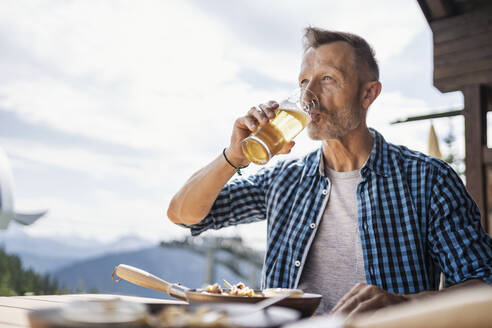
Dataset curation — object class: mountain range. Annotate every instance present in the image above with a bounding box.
[53,246,260,298]
[0,224,155,273]
[0,224,262,297]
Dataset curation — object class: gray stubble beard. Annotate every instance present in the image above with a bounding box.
[307,105,363,141]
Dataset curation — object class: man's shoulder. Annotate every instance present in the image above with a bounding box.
[384,138,453,175]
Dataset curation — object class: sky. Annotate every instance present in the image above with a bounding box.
[0,0,478,249]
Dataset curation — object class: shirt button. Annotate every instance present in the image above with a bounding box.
[309,223,316,229]
[363,222,368,231]
[295,260,301,267]
[369,266,374,276]
[322,189,328,195]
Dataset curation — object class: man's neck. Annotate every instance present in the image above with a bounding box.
[321,124,374,172]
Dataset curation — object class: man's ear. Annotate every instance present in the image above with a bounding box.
[360,81,382,110]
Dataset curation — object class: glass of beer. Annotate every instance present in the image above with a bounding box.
[241,88,318,165]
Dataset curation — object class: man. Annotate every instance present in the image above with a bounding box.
[167,27,492,316]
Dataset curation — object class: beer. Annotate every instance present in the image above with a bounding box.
[242,108,310,165]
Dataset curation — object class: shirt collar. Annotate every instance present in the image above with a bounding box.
[306,148,322,177]
[363,128,390,177]
[305,128,390,177]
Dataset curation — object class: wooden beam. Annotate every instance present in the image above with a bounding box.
[390,109,463,124]
[433,32,492,57]
[463,84,488,230]
[484,148,492,165]
[426,0,455,20]
[430,7,492,92]
[433,18,492,45]
[434,57,492,80]
[488,166,492,233]
[435,69,492,93]
[488,87,492,111]
[417,0,434,23]
[435,45,492,68]
[430,6,492,37]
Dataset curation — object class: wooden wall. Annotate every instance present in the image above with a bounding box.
[463,85,489,231]
[427,4,492,233]
[430,6,492,93]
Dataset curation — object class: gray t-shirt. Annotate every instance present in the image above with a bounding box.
[299,162,366,314]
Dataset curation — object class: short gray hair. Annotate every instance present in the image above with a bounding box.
[303,27,379,83]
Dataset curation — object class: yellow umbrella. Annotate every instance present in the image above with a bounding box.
[428,122,442,159]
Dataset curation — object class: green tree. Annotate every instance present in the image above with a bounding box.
[443,119,465,177]
[0,248,65,296]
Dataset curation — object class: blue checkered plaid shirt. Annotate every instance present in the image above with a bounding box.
[184,129,492,293]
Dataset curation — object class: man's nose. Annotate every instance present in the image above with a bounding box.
[301,86,319,112]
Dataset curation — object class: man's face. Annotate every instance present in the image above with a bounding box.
[299,42,364,140]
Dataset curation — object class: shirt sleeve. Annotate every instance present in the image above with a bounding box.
[427,162,492,286]
[181,164,278,236]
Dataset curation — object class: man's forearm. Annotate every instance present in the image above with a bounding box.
[167,150,238,225]
[406,279,486,301]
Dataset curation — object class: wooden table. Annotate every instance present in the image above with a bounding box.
[3,287,491,328]
[0,294,184,327]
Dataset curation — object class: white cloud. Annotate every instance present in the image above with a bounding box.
[0,0,464,246]
[199,0,425,85]
[16,192,177,243]
[0,0,429,153]
[0,0,240,149]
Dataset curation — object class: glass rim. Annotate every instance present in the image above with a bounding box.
[284,88,319,113]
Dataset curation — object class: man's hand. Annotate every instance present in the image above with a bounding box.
[226,100,295,167]
[331,283,409,320]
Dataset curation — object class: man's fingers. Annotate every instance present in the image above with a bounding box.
[334,294,363,315]
[243,101,279,131]
[248,106,269,125]
[259,102,278,119]
[334,286,408,323]
[233,101,282,153]
[333,285,378,315]
[345,295,385,322]
[331,283,367,313]
[236,115,259,132]
[335,290,383,318]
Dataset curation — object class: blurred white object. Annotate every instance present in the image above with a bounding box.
[0,147,46,230]
[283,314,346,328]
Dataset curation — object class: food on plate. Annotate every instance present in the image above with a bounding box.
[203,281,304,298]
[226,282,255,297]
[203,281,258,297]
[206,283,224,294]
